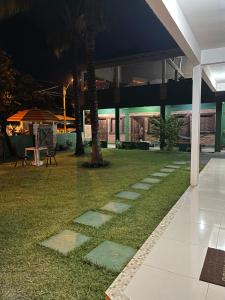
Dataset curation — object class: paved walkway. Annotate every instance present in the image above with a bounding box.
[106,158,225,300]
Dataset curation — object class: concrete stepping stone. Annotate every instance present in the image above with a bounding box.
[166,165,181,169]
[173,161,187,165]
[74,211,112,228]
[116,191,141,200]
[40,230,90,255]
[152,172,169,177]
[85,240,136,272]
[141,177,161,184]
[101,201,131,214]
[131,183,152,190]
[160,168,175,173]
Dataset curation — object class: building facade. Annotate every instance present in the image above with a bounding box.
[84,103,225,148]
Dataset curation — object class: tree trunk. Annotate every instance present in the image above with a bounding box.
[72,66,85,156]
[86,31,103,165]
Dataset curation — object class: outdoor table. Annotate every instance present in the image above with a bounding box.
[25,147,48,167]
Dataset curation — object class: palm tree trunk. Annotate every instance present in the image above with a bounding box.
[72,66,85,156]
[86,31,103,165]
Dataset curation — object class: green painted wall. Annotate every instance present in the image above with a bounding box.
[98,108,116,115]
[99,104,216,117]
[98,106,160,115]
[122,106,160,113]
[166,103,216,114]
[98,103,225,146]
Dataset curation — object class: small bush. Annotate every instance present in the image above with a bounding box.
[136,142,150,150]
[151,116,186,151]
[120,142,149,150]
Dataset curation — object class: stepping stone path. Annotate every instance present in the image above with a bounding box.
[152,172,169,177]
[101,201,131,214]
[40,161,183,270]
[160,168,175,173]
[116,191,141,200]
[173,161,187,165]
[85,240,136,272]
[132,183,152,191]
[141,177,161,184]
[40,230,90,255]
[166,165,181,169]
[74,211,112,228]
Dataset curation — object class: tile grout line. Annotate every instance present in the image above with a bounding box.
[205,283,210,300]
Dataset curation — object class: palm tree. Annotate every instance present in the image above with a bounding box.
[0,0,110,163]
[38,0,85,156]
[45,0,109,163]
[0,0,85,156]
[80,0,109,166]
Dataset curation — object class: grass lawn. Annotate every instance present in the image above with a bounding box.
[0,149,190,300]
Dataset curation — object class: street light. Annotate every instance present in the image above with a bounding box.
[63,78,74,133]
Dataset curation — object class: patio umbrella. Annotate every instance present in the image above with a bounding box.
[7,108,59,122]
[54,115,75,121]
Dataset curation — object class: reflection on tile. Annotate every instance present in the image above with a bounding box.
[73,211,112,228]
[144,238,207,278]
[132,183,152,190]
[172,208,223,227]
[85,240,136,272]
[162,220,219,247]
[125,265,208,300]
[183,195,225,213]
[101,201,131,214]
[40,230,90,255]
[216,228,225,251]
[220,214,225,227]
[116,191,141,200]
[192,188,225,202]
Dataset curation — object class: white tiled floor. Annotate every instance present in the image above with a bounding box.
[125,265,208,300]
[124,159,225,300]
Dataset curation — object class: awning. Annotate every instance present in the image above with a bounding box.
[7,108,59,122]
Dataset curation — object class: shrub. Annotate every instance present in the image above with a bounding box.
[151,116,185,151]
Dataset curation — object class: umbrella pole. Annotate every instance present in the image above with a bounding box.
[63,86,67,133]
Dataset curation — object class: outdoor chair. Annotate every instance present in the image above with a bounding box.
[45,147,57,167]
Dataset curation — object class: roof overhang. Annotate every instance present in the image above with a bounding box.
[146,0,225,92]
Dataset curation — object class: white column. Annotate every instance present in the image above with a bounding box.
[191,65,202,186]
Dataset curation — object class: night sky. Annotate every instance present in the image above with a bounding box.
[0,0,178,83]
